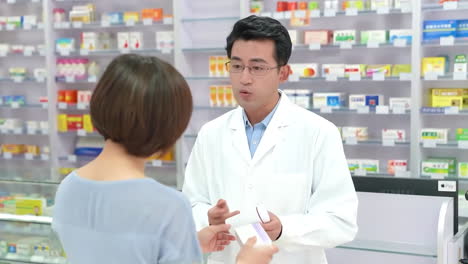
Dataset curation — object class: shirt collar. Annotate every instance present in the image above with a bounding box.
[243,93,281,128]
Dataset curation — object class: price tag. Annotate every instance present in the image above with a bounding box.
[125,20,136,27]
[41,128,48,135]
[3,153,12,159]
[308,43,321,50]
[58,102,67,109]
[6,24,15,31]
[0,128,8,134]
[161,48,172,54]
[61,22,71,29]
[54,22,62,29]
[444,106,459,115]
[72,22,83,28]
[395,170,410,178]
[346,8,358,16]
[376,105,389,114]
[340,42,353,49]
[59,49,70,56]
[39,49,45,56]
[143,18,153,25]
[23,23,32,30]
[394,38,407,47]
[151,160,163,167]
[453,72,467,80]
[324,9,336,17]
[163,17,173,25]
[326,74,338,82]
[0,51,7,57]
[68,155,77,162]
[11,102,20,108]
[357,105,369,114]
[354,168,367,176]
[399,73,412,81]
[41,102,48,109]
[440,36,455,46]
[31,0,40,3]
[443,1,458,10]
[13,128,22,134]
[431,174,445,180]
[27,128,36,135]
[23,49,33,56]
[65,76,75,83]
[345,137,358,145]
[284,11,292,19]
[458,141,468,149]
[295,10,307,18]
[382,139,395,146]
[101,20,111,27]
[401,3,412,13]
[392,106,406,114]
[88,76,97,83]
[37,22,44,29]
[40,154,49,161]
[288,74,300,82]
[349,73,361,81]
[80,49,89,56]
[120,49,130,54]
[320,106,333,113]
[310,10,321,18]
[77,103,88,110]
[423,140,437,148]
[12,76,24,83]
[373,73,385,81]
[273,12,285,20]
[7,0,16,4]
[367,41,380,48]
[424,72,438,81]
[25,153,34,160]
[77,129,87,136]
[377,7,390,14]
[260,12,272,17]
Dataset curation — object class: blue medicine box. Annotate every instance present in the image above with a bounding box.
[365,95,382,107]
[457,20,468,39]
[327,96,344,108]
[423,20,458,42]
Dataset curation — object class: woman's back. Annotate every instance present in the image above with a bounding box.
[52,171,202,264]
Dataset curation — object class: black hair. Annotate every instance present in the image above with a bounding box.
[226,15,292,66]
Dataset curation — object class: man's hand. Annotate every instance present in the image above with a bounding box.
[260,211,282,241]
[197,224,236,253]
[236,237,279,264]
[208,199,240,225]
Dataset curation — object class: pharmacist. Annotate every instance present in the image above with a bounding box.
[183,15,358,264]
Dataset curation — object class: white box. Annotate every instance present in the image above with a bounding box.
[313,93,345,109]
[129,32,143,50]
[382,129,406,142]
[117,32,130,50]
[295,89,311,108]
[421,128,449,144]
[290,63,319,78]
[288,30,297,46]
[342,127,368,141]
[349,94,366,109]
[156,31,174,50]
[389,97,411,110]
[322,64,345,77]
[81,32,99,51]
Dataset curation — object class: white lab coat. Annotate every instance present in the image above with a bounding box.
[183,91,358,264]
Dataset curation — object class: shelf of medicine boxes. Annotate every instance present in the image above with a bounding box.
[184,75,412,82]
[422,2,468,12]
[421,73,468,81]
[0,77,47,83]
[0,153,49,162]
[0,213,52,225]
[0,23,44,31]
[55,48,173,57]
[423,38,468,48]
[420,141,468,150]
[58,155,176,168]
[0,127,48,136]
[0,104,47,110]
[0,50,45,57]
[53,18,173,30]
[194,105,411,116]
[0,167,61,185]
[181,16,240,23]
[258,6,412,21]
[57,102,90,110]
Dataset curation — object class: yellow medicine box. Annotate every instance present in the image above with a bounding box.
[431,88,468,109]
[422,57,447,76]
[124,12,140,22]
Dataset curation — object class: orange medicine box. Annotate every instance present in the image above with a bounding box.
[217,86,225,107]
[304,30,332,45]
[25,145,40,155]
[209,56,217,77]
[67,115,83,130]
[141,8,163,21]
[209,85,218,107]
[65,90,78,104]
[2,144,25,154]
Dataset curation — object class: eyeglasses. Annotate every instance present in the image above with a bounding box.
[225,61,283,76]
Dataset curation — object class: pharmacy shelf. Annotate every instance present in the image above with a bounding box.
[0,213,52,225]
[293,42,411,51]
[336,239,436,258]
[423,39,468,48]
[55,78,97,84]
[53,20,173,30]
[184,76,409,82]
[422,3,468,12]
[56,48,173,57]
[0,154,49,162]
[421,73,468,81]
[182,47,225,53]
[309,107,410,115]
[58,131,101,137]
[0,24,44,31]
[0,77,46,83]
[56,103,89,110]
[264,8,411,21]
[0,52,45,58]
[58,155,176,168]
[0,168,60,185]
[343,139,410,147]
[3,0,42,4]
[0,256,67,264]
[185,76,229,81]
[421,108,468,116]
[0,129,49,136]
[420,141,468,150]
[0,104,46,110]
[181,16,240,23]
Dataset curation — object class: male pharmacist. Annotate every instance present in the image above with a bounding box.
[183,15,358,264]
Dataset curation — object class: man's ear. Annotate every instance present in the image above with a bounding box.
[279,64,291,83]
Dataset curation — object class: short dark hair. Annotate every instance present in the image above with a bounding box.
[90,54,192,158]
[225,15,292,66]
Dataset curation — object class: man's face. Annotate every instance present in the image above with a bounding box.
[228,39,288,113]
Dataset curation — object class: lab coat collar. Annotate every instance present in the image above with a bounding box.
[229,90,292,164]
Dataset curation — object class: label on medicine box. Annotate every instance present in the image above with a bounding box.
[235,223,271,247]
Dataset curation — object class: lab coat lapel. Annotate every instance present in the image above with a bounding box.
[251,94,290,165]
[229,107,252,164]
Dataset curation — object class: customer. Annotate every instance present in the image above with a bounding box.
[52,54,278,264]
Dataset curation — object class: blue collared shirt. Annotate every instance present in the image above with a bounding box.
[243,97,281,158]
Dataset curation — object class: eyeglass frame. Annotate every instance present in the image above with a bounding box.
[225,61,285,76]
